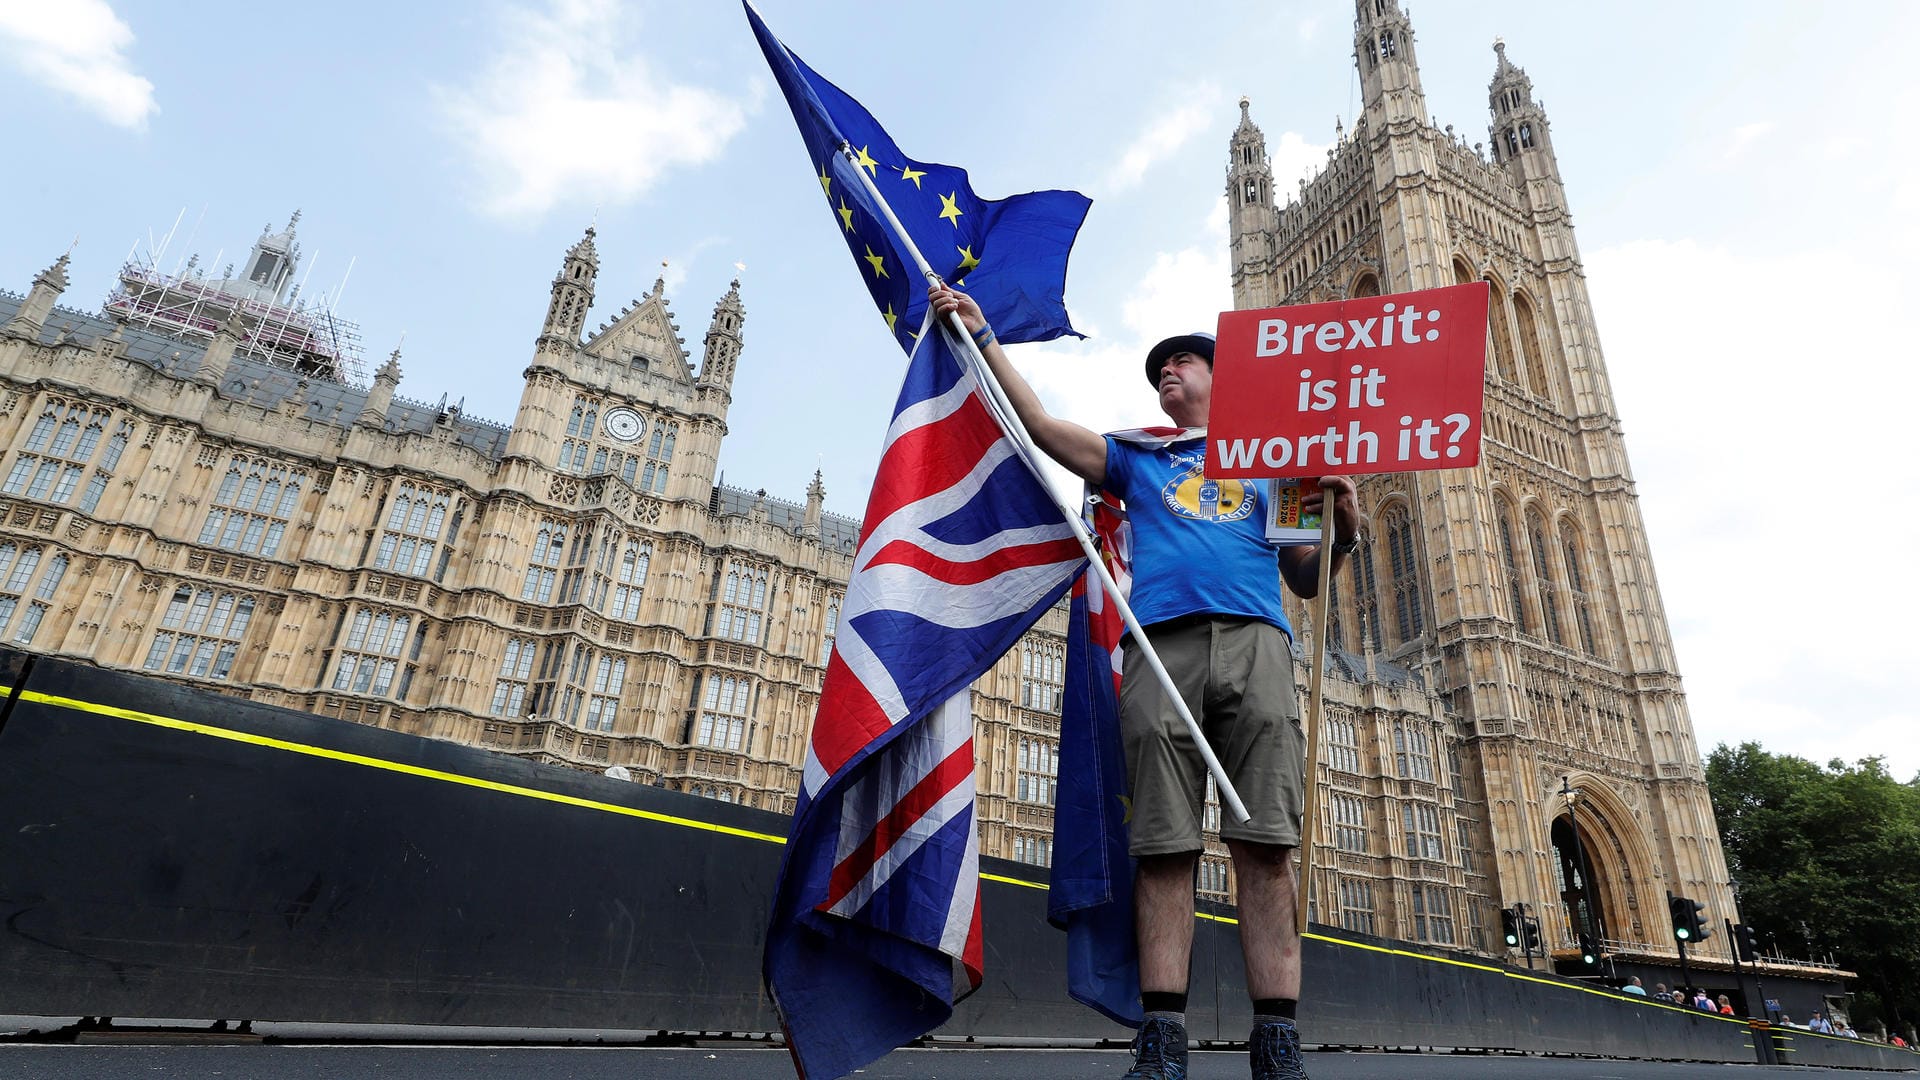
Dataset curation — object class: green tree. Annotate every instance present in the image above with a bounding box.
[1707,743,1920,1035]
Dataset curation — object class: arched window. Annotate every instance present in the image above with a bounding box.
[1351,272,1380,298]
[198,456,305,557]
[1486,282,1519,383]
[819,595,840,667]
[1527,510,1562,646]
[1453,258,1475,286]
[609,539,649,621]
[1495,496,1531,632]
[1560,521,1599,655]
[522,519,568,602]
[1016,737,1058,805]
[1351,533,1382,651]
[1381,505,1426,645]
[1021,640,1065,714]
[699,675,752,751]
[716,563,769,643]
[1512,292,1553,402]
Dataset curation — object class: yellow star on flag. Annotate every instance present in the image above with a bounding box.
[862,245,888,279]
[853,145,879,178]
[938,192,963,226]
[838,198,855,232]
[956,244,980,275]
[882,304,898,332]
[818,162,831,196]
[899,164,926,189]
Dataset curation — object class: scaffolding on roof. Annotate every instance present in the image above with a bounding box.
[102,216,368,386]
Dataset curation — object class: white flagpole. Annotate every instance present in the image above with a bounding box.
[839,143,1252,824]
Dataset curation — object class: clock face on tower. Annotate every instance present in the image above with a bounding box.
[603,406,645,443]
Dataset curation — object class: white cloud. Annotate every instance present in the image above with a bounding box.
[0,0,156,129]
[1103,83,1227,193]
[435,0,748,220]
[1720,120,1774,161]
[1015,199,1234,501]
[1268,130,1336,191]
[1588,237,1920,778]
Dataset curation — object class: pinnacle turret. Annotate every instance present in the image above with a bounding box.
[539,225,599,349]
[1353,0,1426,129]
[1488,39,1557,177]
[697,277,745,394]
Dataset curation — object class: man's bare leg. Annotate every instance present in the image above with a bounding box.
[1135,851,1201,993]
[1226,839,1300,1000]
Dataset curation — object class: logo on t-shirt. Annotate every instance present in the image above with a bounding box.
[1161,465,1256,523]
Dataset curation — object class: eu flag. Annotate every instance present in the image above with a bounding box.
[745,3,1090,352]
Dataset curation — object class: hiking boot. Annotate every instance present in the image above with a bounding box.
[1123,1015,1189,1079]
[1250,1016,1308,1079]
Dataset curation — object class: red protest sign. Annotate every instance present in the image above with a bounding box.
[1206,282,1488,479]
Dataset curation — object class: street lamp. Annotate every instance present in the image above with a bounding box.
[1560,776,1599,962]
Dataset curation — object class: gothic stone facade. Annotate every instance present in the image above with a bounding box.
[1228,1,1740,968]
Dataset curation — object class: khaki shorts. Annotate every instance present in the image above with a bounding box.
[1119,616,1305,856]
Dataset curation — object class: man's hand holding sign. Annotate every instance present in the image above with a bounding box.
[1209,281,1489,478]
[1207,281,1488,933]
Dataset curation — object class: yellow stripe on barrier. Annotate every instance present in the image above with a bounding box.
[0,683,1798,1029]
[983,872,1048,891]
[15,688,790,846]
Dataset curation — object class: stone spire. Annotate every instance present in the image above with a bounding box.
[538,226,599,353]
[803,469,825,538]
[358,348,403,427]
[1226,98,1280,309]
[696,276,745,396]
[1353,0,1427,130]
[1487,39,1560,181]
[2,253,71,339]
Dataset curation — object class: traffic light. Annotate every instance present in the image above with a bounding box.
[1523,916,1543,953]
[1733,922,1761,963]
[1669,895,1712,944]
[1501,907,1522,948]
[1577,932,1601,966]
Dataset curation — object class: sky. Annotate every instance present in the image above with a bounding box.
[1,0,1914,780]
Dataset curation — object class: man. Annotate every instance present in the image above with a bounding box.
[930,284,1360,1080]
[1621,976,1648,997]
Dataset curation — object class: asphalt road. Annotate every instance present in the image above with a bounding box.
[0,1045,1909,1080]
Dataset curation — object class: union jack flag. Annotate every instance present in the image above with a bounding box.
[763,317,1086,1080]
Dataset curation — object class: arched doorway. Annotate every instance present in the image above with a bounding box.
[1551,815,1605,943]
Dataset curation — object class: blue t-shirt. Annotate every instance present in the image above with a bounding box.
[1103,434,1293,638]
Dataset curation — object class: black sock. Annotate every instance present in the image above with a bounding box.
[1142,991,1188,1016]
[1253,998,1297,1020]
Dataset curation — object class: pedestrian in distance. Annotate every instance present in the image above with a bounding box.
[1621,976,1647,997]
[930,283,1360,1080]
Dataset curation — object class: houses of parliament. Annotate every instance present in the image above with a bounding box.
[0,1,1746,976]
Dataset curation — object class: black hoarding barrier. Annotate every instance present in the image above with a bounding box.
[1771,1026,1920,1071]
[2,652,1915,1070]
